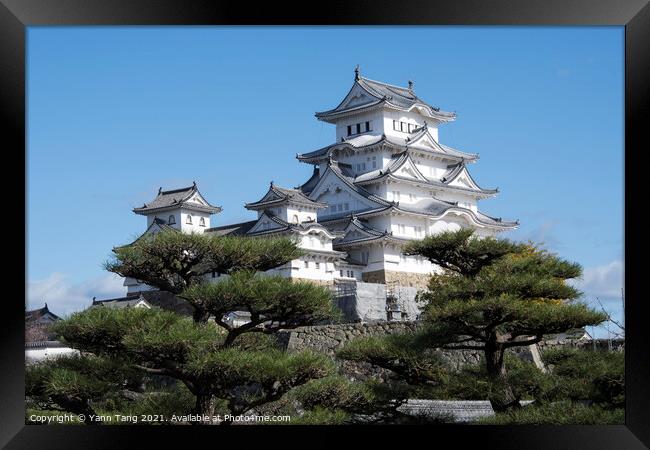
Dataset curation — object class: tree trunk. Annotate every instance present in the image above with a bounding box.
[484,337,519,412]
[192,307,210,323]
[191,393,215,424]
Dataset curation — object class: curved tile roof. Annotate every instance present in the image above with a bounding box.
[296,126,477,164]
[133,182,222,215]
[354,155,497,196]
[246,182,328,210]
[315,75,456,122]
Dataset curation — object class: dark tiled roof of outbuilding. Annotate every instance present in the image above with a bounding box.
[25,304,61,323]
[92,291,195,316]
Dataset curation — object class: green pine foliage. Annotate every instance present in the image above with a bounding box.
[106,231,304,295]
[477,401,624,425]
[336,330,449,386]
[26,354,143,424]
[34,231,341,424]
[341,230,608,413]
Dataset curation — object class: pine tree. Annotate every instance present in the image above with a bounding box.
[53,230,338,424]
[339,229,607,412]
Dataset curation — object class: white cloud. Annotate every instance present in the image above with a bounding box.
[513,220,562,250]
[573,259,624,299]
[27,272,125,317]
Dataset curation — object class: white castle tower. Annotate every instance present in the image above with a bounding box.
[113,68,517,320]
[290,67,518,287]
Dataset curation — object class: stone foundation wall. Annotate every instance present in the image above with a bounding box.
[384,271,430,289]
[293,278,333,287]
[361,270,386,284]
[361,270,430,289]
[277,321,624,373]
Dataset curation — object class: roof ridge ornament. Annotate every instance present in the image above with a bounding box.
[408,80,413,90]
[354,64,360,81]
[158,187,162,195]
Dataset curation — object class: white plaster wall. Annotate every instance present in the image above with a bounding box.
[179,209,211,234]
[298,232,334,251]
[428,217,464,235]
[286,257,336,281]
[382,110,439,142]
[380,244,435,275]
[335,110,384,142]
[411,157,451,180]
[387,214,428,239]
[339,150,382,176]
[285,205,320,224]
[145,208,210,232]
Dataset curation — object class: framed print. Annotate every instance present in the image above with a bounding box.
[2,0,648,448]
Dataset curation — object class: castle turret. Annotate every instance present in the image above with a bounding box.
[133,182,222,233]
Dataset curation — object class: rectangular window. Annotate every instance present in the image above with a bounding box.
[315,262,320,270]
[211,271,216,278]
[393,120,398,131]
[337,204,343,212]
[400,122,407,132]
[356,123,361,134]
[365,121,371,132]
[356,163,361,171]
[347,125,352,136]
[398,224,406,234]
[409,193,415,202]
[304,261,309,268]
[344,203,349,210]
[362,162,366,170]
[393,191,400,201]
[340,270,344,277]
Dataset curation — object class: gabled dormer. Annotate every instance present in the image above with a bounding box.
[245,182,328,224]
[133,182,222,233]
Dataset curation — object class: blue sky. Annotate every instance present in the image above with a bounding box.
[27,27,624,337]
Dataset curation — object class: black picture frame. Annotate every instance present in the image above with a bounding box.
[2,1,648,448]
